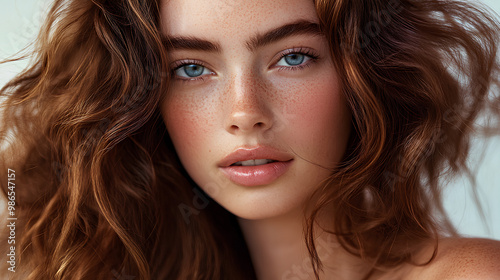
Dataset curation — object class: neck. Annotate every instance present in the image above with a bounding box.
[237,205,374,280]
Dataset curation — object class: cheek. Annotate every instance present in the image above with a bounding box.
[278,75,351,165]
[161,93,216,167]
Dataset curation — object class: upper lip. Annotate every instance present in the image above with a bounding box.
[218,145,294,167]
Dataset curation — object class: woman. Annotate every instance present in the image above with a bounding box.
[1,0,500,279]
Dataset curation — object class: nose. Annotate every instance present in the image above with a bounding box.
[224,71,273,135]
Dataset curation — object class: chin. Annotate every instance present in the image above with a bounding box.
[219,191,307,221]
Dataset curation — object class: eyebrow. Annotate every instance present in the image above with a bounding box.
[247,20,322,51]
[163,36,222,52]
[162,20,322,53]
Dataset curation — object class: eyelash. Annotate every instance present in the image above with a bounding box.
[170,59,212,82]
[170,47,320,82]
[274,47,320,72]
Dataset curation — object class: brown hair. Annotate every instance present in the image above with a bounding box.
[307,0,499,278]
[0,0,498,279]
[0,0,253,279]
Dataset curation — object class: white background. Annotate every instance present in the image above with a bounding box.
[1,0,499,239]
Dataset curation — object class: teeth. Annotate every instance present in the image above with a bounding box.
[232,159,274,166]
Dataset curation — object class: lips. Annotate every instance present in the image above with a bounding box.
[218,145,293,186]
[231,159,276,166]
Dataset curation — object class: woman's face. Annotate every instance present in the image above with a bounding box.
[159,0,351,220]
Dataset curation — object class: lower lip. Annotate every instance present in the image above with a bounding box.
[220,160,293,187]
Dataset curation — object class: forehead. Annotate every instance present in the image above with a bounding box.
[159,0,318,38]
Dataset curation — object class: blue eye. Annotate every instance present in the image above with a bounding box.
[174,64,212,78]
[276,53,313,67]
[285,54,305,65]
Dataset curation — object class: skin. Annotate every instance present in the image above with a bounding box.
[159,0,500,279]
[159,0,351,221]
[159,0,352,278]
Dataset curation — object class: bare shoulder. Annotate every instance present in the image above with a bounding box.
[406,237,500,280]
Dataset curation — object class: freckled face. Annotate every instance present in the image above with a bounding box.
[159,0,351,220]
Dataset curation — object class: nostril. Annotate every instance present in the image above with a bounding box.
[226,114,272,134]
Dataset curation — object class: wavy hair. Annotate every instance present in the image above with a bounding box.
[0,0,498,279]
[0,0,253,279]
[307,0,499,278]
